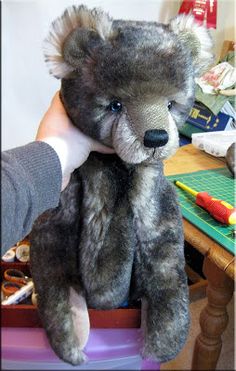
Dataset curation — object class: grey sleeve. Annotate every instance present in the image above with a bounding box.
[1,141,62,252]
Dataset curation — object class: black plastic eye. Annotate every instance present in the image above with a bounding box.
[109,100,122,113]
[167,101,173,110]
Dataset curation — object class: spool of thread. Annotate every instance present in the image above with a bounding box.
[16,243,30,262]
[2,247,16,262]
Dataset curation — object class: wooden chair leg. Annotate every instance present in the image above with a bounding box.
[191,256,234,370]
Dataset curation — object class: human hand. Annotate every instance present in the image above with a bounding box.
[36,92,114,190]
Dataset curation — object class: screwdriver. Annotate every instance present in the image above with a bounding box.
[174,180,236,225]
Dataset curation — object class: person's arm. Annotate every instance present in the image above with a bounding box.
[2,92,114,252]
[2,141,62,252]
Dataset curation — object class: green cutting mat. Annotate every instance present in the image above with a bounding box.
[167,168,235,255]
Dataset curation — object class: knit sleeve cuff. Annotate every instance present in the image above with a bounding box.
[6,141,62,214]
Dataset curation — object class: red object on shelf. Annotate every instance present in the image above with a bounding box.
[178,0,217,29]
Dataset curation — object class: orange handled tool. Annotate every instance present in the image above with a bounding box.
[175,180,236,225]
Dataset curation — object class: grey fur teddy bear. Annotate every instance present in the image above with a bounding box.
[30,5,213,366]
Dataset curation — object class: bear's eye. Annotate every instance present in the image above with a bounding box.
[109,100,122,113]
[167,101,174,110]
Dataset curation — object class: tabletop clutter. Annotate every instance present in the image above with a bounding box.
[2,239,30,263]
[180,45,236,162]
[1,239,37,306]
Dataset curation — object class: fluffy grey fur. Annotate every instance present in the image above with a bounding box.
[30,5,213,366]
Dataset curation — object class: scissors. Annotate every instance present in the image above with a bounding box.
[1,269,30,298]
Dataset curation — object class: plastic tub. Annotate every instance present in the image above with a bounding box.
[192,130,236,157]
[2,327,160,370]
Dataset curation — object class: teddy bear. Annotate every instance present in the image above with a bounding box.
[29,4,213,366]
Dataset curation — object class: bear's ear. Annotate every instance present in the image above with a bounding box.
[169,14,214,76]
[44,5,113,79]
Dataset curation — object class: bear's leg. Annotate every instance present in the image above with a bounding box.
[80,201,135,309]
[30,176,89,365]
[141,273,189,362]
[129,165,189,362]
[137,226,189,362]
[30,232,89,366]
[35,282,89,365]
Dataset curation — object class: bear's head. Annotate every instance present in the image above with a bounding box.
[44,5,213,164]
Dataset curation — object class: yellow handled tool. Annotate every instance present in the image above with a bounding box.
[175,180,236,225]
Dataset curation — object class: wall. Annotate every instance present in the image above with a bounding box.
[212,0,235,60]
[2,0,235,150]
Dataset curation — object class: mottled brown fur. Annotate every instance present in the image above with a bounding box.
[30,5,213,365]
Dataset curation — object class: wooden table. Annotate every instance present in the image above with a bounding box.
[164,144,235,371]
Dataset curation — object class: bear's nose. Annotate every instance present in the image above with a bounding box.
[143,129,169,148]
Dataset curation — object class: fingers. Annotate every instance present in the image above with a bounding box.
[68,122,115,154]
[42,91,115,158]
[90,140,115,154]
[50,92,115,155]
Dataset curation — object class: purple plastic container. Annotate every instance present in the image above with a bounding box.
[2,327,160,370]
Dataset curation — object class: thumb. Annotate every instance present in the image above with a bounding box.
[90,139,115,154]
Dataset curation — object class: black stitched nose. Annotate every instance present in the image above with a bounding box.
[143,129,169,148]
